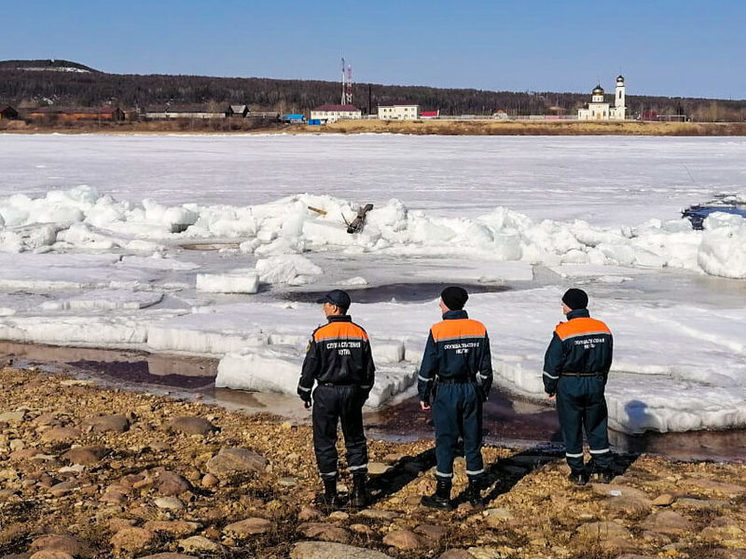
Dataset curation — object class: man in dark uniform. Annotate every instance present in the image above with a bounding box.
[543,288,614,486]
[297,289,375,508]
[418,286,493,509]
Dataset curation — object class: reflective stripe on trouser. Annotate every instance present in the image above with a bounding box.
[432,383,484,480]
[312,384,368,479]
[556,375,612,472]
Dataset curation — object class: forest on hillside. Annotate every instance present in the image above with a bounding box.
[1,62,745,121]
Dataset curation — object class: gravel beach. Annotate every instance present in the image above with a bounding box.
[0,366,744,559]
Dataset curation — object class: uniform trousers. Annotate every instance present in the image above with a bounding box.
[312,384,368,478]
[556,375,612,472]
[432,382,484,480]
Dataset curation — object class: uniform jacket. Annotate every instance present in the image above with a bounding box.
[417,310,493,403]
[543,308,613,395]
[297,315,375,399]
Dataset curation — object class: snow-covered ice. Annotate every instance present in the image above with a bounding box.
[0,134,744,434]
[196,270,259,294]
[0,183,743,279]
[39,289,163,311]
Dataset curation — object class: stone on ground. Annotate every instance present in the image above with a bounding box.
[223,517,273,538]
[382,529,423,550]
[110,527,155,554]
[85,414,129,433]
[62,446,108,465]
[30,535,91,557]
[291,541,394,559]
[296,522,351,543]
[205,446,268,477]
[143,521,200,537]
[178,535,223,553]
[642,510,695,534]
[168,416,216,436]
[29,551,74,559]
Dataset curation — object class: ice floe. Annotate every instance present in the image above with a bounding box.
[196,270,259,294]
[0,186,744,280]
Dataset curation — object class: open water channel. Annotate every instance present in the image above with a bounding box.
[3,340,743,464]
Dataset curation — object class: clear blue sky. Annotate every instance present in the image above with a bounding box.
[2,0,744,99]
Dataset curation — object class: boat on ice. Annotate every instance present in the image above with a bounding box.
[681,194,746,229]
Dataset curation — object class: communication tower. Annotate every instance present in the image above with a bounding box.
[341,58,353,105]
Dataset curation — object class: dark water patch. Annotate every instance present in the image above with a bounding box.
[180,242,241,251]
[283,282,510,304]
[610,428,746,462]
[68,359,216,389]
[368,394,746,462]
[0,341,217,390]
[365,393,562,446]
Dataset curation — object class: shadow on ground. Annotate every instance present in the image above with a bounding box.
[365,443,641,507]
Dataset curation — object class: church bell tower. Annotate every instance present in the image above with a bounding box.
[615,75,626,119]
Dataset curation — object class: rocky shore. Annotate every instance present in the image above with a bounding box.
[0,366,744,559]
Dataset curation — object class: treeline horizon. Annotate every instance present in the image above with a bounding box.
[1,61,745,121]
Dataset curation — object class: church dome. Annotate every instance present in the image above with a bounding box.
[616,75,624,83]
[592,85,604,95]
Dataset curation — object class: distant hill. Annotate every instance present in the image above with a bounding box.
[0,59,99,73]
[1,59,744,121]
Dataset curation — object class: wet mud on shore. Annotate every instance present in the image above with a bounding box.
[1,340,744,463]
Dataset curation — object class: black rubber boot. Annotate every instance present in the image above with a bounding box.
[466,478,485,507]
[568,470,589,486]
[421,478,453,510]
[317,477,340,510]
[350,473,369,509]
[590,468,614,484]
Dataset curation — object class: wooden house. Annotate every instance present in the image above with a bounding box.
[226,105,249,117]
[27,106,125,122]
[0,105,19,120]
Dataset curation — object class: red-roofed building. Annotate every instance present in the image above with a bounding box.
[419,110,439,119]
[310,104,361,124]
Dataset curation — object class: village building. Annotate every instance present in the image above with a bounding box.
[27,106,124,122]
[377,103,420,121]
[0,105,19,120]
[281,114,305,124]
[143,104,225,120]
[578,75,626,120]
[251,111,280,120]
[419,110,440,119]
[226,105,249,117]
[309,104,361,124]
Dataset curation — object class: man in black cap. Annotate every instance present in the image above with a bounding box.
[297,289,375,509]
[418,286,493,509]
[543,288,615,485]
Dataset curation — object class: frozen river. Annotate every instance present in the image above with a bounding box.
[2,134,745,225]
[0,133,744,436]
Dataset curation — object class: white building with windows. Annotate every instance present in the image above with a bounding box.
[377,103,420,121]
[310,104,362,124]
[578,75,626,120]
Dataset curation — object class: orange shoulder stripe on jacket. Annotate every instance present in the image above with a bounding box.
[555,318,610,340]
[314,322,368,342]
[431,319,486,342]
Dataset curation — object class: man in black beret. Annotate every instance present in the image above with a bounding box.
[417,286,493,509]
[297,289,375,509]
[543,288,615,485]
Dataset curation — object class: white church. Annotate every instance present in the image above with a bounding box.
[578,75,626,120]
